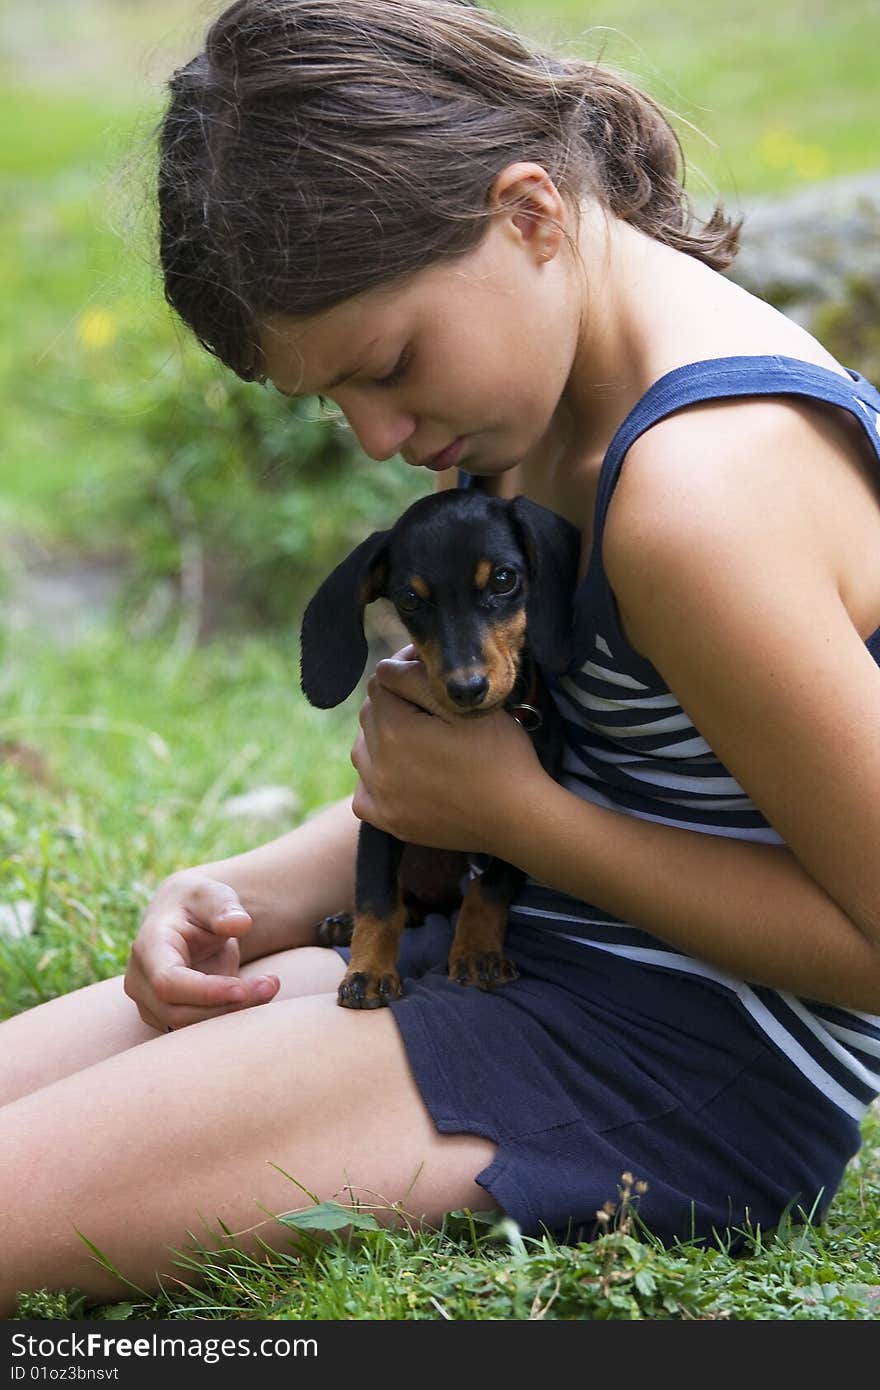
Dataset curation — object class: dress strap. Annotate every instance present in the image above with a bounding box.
[577,354,880,677]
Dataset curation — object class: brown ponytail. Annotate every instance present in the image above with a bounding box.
[555,60,741,269]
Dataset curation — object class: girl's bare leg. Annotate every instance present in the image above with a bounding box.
[0,947,349,1107]
[0,987,498,1316]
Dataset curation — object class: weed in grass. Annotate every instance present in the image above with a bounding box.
[14,1153,880,1321]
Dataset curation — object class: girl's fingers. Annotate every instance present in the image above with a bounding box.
[152,962,247,1008]
[351,728,368,773]
[143,971,281,1031]
[183,881,253,935]
[162,974,281,1031]
[137,932,245,1006]
[199,936,241,978]
[208,905,252,934]
[351,781,382,830]
[373,662,453,720]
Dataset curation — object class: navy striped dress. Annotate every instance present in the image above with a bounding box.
[501,355,880,1124]
[335,352,880,1244]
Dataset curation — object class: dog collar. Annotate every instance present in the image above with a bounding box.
[505,658,543,733]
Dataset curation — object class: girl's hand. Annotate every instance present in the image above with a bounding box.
[350,648,545,855]
[124,872,280,1032]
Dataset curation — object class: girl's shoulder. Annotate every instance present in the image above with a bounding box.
[603,351,880,635]
[592,361,880,943]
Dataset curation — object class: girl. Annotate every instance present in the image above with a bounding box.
[3,0,880,1315]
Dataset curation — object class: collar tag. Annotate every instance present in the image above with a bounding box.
[508,702,543,733]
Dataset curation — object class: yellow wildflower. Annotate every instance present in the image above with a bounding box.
[77,309,118,350]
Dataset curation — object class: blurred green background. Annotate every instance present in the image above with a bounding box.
[2,0,879,615]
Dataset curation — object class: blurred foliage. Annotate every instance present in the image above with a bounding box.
[0,48,432,636]
[46,327,429,633]
[814,278,880,392]
[0,119,428,635]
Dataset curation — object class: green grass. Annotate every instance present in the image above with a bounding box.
[17,1189,880,1321]
[0,626,357,1025]
[3,623,880,1320]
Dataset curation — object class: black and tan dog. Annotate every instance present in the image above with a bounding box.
[299,486,581,1008]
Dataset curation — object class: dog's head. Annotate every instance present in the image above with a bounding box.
[299,488,581,716]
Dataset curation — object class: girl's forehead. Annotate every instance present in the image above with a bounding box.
[256,278,421,391]
[257,317,386,397]
[256,232,505,390]
[258,313,380,395]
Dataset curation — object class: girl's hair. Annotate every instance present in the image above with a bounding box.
[158,0,741,381]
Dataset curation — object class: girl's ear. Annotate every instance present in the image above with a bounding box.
[509,496,581,674]
[299,530,391,707]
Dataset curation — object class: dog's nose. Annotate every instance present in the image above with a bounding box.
[445,673,489,708]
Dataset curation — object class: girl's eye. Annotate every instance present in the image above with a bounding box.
[489,568,518,595]
[396,588,421,614]
[375,347,412,390]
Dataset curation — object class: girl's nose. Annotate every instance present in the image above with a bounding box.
[340,397,417,462]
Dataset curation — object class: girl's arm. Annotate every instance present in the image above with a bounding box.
[360,664,880,1012]
[358,407,880,1012]
[539,402,880,1010]
[496,775,880,1011]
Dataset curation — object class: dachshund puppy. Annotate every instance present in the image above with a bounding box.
[299,487,581,1008]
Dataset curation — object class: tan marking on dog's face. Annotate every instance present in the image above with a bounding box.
[480,609,527,707]
[412,638,493,718]
[474,560,493,590]
[408,574,431,601]
[415,608,527,718]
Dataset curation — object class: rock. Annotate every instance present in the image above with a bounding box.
[220,785,302,822]
[722,172,880,329]
[0,900,36,941]
[1,532,127,646]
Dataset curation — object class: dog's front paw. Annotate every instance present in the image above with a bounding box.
[337,967,404,1009]
[315,911,354,947]
[448,952,520,991]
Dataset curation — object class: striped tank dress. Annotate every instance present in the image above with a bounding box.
[501,354,880,1123]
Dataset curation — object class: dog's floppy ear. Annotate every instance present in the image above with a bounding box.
[509,496,581,673]
[300,529,391,707]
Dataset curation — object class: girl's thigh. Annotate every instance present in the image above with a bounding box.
[0,990,497,1314]
[0,946,348,1106]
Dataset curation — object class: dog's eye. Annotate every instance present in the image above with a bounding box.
[396,588,422,614]
[489,568,518,594]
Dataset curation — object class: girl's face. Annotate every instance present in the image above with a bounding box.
[257,207,581,478]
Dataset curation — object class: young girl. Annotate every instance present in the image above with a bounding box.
[3,0,880,1315]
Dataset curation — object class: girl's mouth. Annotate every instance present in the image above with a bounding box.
[423,437,467,471]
